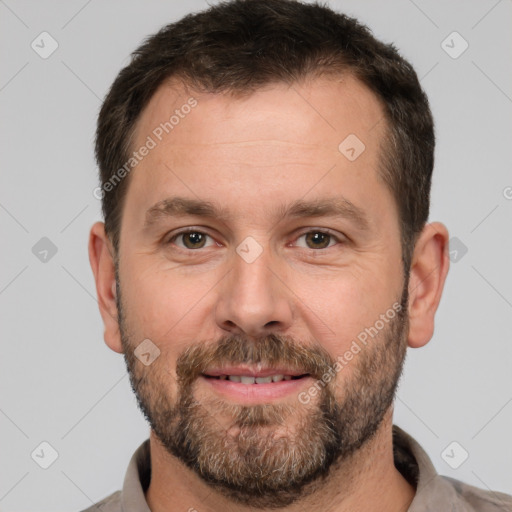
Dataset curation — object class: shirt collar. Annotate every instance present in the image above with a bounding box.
[121,438,152,512]
[392,425,468,511]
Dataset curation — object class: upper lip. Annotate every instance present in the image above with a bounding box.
[202,365,308,378]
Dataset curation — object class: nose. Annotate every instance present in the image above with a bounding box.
[215,244,294,338]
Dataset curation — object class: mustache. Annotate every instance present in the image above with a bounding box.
[175,333,336,388]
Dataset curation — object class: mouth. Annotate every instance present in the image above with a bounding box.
[203,374,308,383]
[200,366,313,403]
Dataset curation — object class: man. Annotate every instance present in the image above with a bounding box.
[86,0,511,510]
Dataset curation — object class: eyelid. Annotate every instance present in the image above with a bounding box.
[294,227,343,239]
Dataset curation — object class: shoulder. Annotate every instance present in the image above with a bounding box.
[79,490,121,512]
[442,476,512,511]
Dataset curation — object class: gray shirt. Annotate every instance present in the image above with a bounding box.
[81,425,512,511]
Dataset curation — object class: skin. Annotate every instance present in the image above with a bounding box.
[89,74,449,512]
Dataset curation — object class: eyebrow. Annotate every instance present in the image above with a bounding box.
[144,196,370,231]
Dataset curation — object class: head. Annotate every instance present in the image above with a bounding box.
[89,0,449,507]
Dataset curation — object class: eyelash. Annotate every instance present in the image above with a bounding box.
[165,227,345,251]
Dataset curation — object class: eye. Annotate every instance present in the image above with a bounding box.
[294,230,341,250]
[165,228,343,252]
[167,229,216,250]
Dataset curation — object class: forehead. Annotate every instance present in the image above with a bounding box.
[123,74,392,231]
[136,74,385,149]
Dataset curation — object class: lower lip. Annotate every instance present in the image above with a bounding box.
[200,375,313,403]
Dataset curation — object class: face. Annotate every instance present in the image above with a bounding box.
[114,75,408,506]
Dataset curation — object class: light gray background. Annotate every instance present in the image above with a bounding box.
[1,0,511,510]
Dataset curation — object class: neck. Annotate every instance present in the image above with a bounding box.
[145,409,415,512]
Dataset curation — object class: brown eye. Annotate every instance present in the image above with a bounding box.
[294,231,339,250]
[304,232,332,249]
[181,232,206,249]
[168,230,214,249]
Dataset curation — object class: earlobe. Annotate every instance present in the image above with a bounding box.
[407,222,450,349]
[88,221,123,354]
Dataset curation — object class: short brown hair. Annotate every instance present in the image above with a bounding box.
[95,0,434,271]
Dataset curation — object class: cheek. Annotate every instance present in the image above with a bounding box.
[293,265,401,353]
[120,263,191,337]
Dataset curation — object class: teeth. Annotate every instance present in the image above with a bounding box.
[255,376,273,384]
[220,374,295,384]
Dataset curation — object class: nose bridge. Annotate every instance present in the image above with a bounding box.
[215,241,293,336]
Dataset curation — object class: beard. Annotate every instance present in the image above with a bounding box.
[116,270,409,508]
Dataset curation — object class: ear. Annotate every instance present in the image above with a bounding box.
[407,222,450,348]
[88,221,123,354]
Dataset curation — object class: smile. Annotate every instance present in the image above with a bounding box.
[200,366,313,402]
[204,374,307,384]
